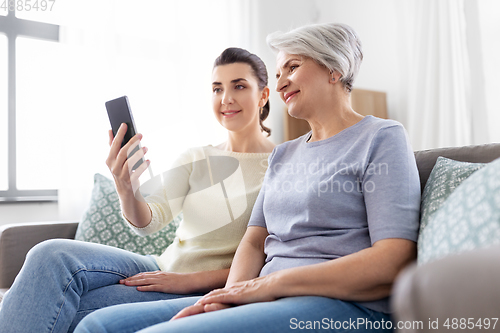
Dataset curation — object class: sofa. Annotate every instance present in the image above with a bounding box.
[1,142,500,328]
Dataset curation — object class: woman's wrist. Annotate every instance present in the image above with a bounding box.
[261,271,289,300]
[119,198,152,229]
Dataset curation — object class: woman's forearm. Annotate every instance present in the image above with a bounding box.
[269,238,416,302]
[189,269,230,293]
[119,194,152,229]
[226,226,268,287]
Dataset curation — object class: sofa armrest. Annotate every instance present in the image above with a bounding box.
[0,221,79,289]
[392,244,500,332]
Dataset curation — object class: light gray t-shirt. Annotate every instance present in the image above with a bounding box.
[248,116,421,313]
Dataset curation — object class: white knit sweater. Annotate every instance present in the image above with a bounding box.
[128,145,270,273]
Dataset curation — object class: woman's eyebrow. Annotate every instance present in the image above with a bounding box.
[276,58,302,78]
[282,58,301,68]
[212,78,247,85]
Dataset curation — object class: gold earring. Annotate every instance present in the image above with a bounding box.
[259,107,263,115]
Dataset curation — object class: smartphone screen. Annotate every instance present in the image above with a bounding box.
[105,96,143,170]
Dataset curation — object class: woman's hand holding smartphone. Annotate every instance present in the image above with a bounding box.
[105,123,152,228]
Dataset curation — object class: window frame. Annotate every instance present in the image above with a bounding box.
[0,9,59,202]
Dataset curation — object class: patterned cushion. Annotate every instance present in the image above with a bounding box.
[418,157,500,264]
[75,173,180,256]
[419,157,486,233]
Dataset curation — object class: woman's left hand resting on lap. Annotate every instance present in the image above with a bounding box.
[120,269,230,294]
[172,237,416,320]
[172,275,278,319]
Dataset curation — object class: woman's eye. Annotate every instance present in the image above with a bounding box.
[290,65,298,72]
[213,87,222,93]
[235,85,245,90]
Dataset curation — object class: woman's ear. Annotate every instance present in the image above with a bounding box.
[329,70,341,84]
[259,87,270,107]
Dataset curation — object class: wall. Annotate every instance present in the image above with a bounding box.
[254,0,499,148]
[0,202,59,226]
[247,0,321,145]
[252,0,411,144]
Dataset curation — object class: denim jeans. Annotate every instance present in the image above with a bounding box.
[0,239,201,333]
[75,295,393,333]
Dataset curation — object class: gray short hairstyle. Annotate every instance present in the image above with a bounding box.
[267,23,363,92]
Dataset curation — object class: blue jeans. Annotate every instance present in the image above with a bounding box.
[0,239,202,333]
[75,295,393,333]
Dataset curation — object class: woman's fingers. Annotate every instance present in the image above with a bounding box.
[170,303,230,321]
[171,304,206,320]
[204,303,230,312]
[197,278,275,306]
[106,123,128,171]
[120,271,157,284]
[107,126,144,184]
[126,145,147,173]
[116,133,142,174]
[129,159,150,194]
[109,123,127,159]
[120,276,163,292]
[121,276,149,286]
[108,129,114,147]
[197,288,226,303]
[199,291,235,305]
[135,284,162,292]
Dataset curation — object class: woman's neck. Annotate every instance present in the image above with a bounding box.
[307,92,364,143]
[218,127,275,153]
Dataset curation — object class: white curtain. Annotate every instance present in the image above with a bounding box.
[407,0,472,151]
[57,0,250,220]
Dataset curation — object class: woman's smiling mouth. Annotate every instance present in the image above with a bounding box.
[284,91,300,104]
[221,110,241,117]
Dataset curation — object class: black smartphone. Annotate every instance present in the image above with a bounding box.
[105,96,144,171]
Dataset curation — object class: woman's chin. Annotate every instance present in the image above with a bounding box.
[220,121,243,133]
[287,107,306,120]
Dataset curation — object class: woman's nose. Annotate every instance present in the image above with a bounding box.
[276,76,288,92]
[222,91,234,105]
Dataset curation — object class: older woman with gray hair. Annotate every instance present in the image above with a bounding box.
[75,23,420,333]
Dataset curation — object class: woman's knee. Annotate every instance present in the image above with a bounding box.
[73,312,107,333]
[73,305,132,333]
[24,239,91,275]
[26,239,77,262]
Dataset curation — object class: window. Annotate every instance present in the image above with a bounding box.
[0,9,59,201]
[0,34,6,191]
[16,37,62,190]
[1,1,247,211]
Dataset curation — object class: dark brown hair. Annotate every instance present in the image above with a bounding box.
[214,47,271,136]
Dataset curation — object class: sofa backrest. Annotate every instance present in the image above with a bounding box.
[414,143,500,193]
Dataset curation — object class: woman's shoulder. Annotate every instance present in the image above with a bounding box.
[276,131,311,151]
[356,116,408,144]
[362,115,404,132]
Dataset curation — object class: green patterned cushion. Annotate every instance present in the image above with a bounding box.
[418,157,500,264]
[419,157,486,233]
[75,173,180,256]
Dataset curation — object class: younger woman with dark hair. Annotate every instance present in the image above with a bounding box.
[0,47,275,333]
